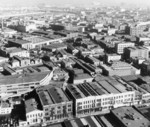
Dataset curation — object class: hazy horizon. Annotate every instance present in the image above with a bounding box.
[0,0,149,7]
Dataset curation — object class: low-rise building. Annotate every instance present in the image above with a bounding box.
[73,73,93,84]
[101,61,140,76]
[0,28,17,38]
[67,44,79,55]
[63,116,102,127]
[0,71,53,98]
[8,39,32,50]
[65,80,136,118]
[54,30,78,39]
[25,98,43,126]
[42,43,67,52]
[36,86,73,124]
[0,102,12,115]
[9,56,42,68]
[110,106,150,127]
[8,35,66,50]
[61,58,76,68]
[0,56,9,64]
[52,68,69,82]
[0,47,30,58]
[85,56,100,66]
[15,24,37,32]
[104,53,121,63]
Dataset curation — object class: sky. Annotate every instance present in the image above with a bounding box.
[0,0,150,7]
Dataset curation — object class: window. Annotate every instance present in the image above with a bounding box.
[57,111,61,114]
[97,99,101,102]
[68,104,72,107]
[45,108,48,111]
[45,112,49,116]
[45,117,50,121]
[68,108,72,112]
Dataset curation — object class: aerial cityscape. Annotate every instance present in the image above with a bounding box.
[1,0,150,127]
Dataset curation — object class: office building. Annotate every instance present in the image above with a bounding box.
[115,42,135,54]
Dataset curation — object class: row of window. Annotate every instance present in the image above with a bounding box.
[45,104,72,111]
[77,95,134,106]
[143,95,150,99]
[44,114,68,121]
[45,108,72,116]
[27,113,43,118]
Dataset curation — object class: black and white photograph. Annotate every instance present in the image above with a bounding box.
[0,0,150,127]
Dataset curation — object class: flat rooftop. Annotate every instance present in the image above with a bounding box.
[24,36,50,44]
[127,46,148,51]
[107,79,128,93]
[0,72,50,85]
[47,123,62,127]
[25,98,38,113]
[101,61,133,71]
[8,39,31,45]
[98,80,120,94]
[76,82,105,97]
[42,43,66,49]
[48,87,69,103]
[37,86,70,106]
[67,85,85,99]
[74,74,93,80]
[63,116,100,127]
[111,107,150,127]
[38,91,53,106]
[3,47,27,53]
